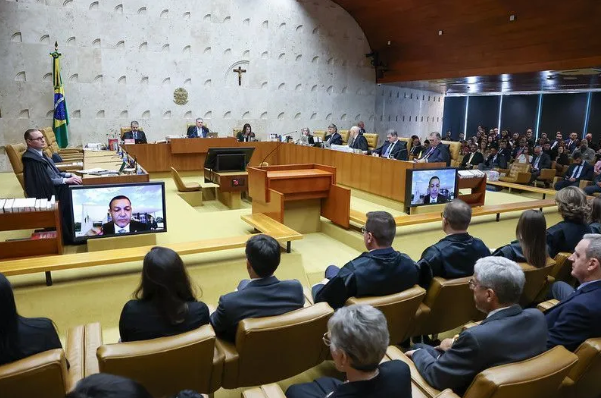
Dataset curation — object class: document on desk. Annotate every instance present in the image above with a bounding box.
[79,168,108,174]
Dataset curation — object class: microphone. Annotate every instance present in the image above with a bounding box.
[259,131,297,168]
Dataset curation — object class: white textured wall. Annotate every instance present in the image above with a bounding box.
[0,0,379,171]
[375,85,444,142]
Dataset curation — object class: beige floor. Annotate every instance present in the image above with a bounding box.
[0,170,561,397]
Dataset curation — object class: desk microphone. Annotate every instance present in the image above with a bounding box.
[259,131,297,168]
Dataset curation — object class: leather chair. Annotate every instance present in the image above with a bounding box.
[518,258,556,307]
[312,130,326,141]
[215,302,334,389]
[171,167,201,192]
[441,140,462,167]
[345,285,426,344]
[411,276,480,338]
[0,324,86,398]
[41,127,83,160]
[552,176,592,190]
[89,323,223,397]
[363,133,379,150]
[550,252,576,285]
[499,163,532,184]
[535,168,557,186]
[399,137,413,153]
[387,345,578,398]
[339,129,350,144]
[5,143,27,191]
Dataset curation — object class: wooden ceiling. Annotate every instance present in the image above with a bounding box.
[330,0,601,84]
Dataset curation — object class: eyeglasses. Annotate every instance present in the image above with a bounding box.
[322,332,331,347]
[468,278,488,290]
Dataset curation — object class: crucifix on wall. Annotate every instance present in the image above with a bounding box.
[233,66,247,86]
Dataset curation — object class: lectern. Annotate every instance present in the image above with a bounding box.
[248,164,350,231]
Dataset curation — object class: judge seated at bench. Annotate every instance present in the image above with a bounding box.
[372,129,408,160]
[122,121,147,144]
[187,118,209,138]
[86,195,150,236]
[347,126,369,152]
[236,123,256,142]
[416,132,450,165]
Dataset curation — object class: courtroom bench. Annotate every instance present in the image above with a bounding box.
[241,213,303,253]
[486,180,557,199]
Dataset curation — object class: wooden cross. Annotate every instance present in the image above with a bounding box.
[233,66,246,86]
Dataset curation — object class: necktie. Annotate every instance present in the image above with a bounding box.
[384,142,394,158]
[534,157,540,169]
[572,165,582,179]
[134,131,137,140]
[424,147,434,159]
[468,152,474,164]
[118,228,127,234]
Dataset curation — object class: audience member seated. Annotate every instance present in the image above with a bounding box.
[550,131,563,151]
[236,123,256,142]
[285,305,411,398]
[122,121,147,144]
[584,170,601,196]
[565,132,580,152]
[555,144,571,174]
[511,137,529,160]
[372,129,407,160]
[409,135,423,158]
[554,151,593,190]
[459,143,484,170]
[525,128,535,147]
[498,139,512,162]
[313,211,418,309]
[324,123,343,146]
[405,257,548,395]
[210,234,304,342]
[576,140,596,163]
[0,273,62,366]
[118,247,210,342]
[417,132,450,166]
[478,146,507,170]
[515,145,533,164]
[417,200,490,288]
[493,210,548,268]
[186,118,209,138]
[547,187,592,258]
[590,197,601,233]
[66,373,152,398]
[529,145,552,184]
[347,126,368,151]
[546,234,601,351]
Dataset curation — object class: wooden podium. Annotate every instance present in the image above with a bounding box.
[248,164,350,231]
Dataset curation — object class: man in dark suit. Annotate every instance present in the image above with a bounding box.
[122,121,147,144]
[348,126,368,151]
[585,173,601,195]
[406,257,548,395]
[511,137,529,160]
[565,132,580,153]
[186,118,209,138]
[478,146,507,170]
[313,211,418,310]
[460,143,484,169]
[417,132,450,166]
[550,131,563,151]
[529,145,552,184]
[554,151,593,190]
[373,130,407,160]
[422,176,448,204]
[417,200,490,288]
[498,140,512,162]
[210,235,304,342]
[546,235,601,351]
[324,123,342,146]
[101,195,150,235]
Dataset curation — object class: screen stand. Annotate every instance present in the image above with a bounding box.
[409,203,446,215]
[87,233,157,252]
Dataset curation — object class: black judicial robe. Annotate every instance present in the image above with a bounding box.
[546,221,591,259]
[492,240,527,263]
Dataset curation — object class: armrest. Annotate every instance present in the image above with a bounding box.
[538,169,556,180]
[553,176,562,184]
[436,389,461,398]
[215,337,239,388]
[243,384,287,398]
[303,286,314,306]
[579,180,592,189]
[65,324,85,391]
[84,322,102,376]
[386,346,441,398]
[537,299,559,312]
[515,172,532,184]
[211,344,225,393]
[58,148,83,153]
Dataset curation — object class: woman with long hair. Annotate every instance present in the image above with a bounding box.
[555,144,570,175]
[546,186,592,258]
[493,210,548,268]
[0,273,62,365]
[590,197,601,233]
[119,247,209,342]
[236,123,255,142]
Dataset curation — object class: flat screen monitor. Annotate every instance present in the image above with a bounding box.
[204,147,255,172]
[69,182,167,242]
[405,168,458,207]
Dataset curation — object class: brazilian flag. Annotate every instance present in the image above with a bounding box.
[51,43,69,148]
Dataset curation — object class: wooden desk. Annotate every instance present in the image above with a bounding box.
[204,169,248,209]
[81,150,150,185]
[458,175,487,207]
[170,137,238,154]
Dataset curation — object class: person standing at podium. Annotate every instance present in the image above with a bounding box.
[187,118,209,138]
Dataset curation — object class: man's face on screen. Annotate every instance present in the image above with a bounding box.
[429,179,440,196]
[109,198,132,228]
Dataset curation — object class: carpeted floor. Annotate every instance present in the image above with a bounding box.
[0,170,561,397]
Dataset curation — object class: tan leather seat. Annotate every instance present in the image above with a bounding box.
[0,324,85,398]
[499,162,532,184]
[339,129,350,144]
[550,252,576,285]
[312,130,326,141]
[41,127,83,159]
[171,167,201,192]
[5,143,27,191]
[441,140,462,167]
[363,133,379,150]
[387,345,578,398]
[560,338,601,398]
[91,323,223,396]
[216,302,334,389]
[518,258,556,307]
[411,276,480,337]
[346,285,426,344]
[399,137,413,153]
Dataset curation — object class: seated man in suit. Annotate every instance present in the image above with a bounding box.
[100,195,150,235]
[584,172,601,195]
[186,118,209,138]
[422,176,448,204]
[417,200,490,288]
[372,129,407,160]
[529,145,552,184]
[406,257,548,395]
[313,211,418,309]
[122,121,147,144]
[324,123,343,146]
[286,305,412,398]
[498,140,512,162]
[210,234,304,342]
[565,131,579,153]
[347,126,368,151]
[554,151,593,190]
[478,146,508,170]
[416,132,450,166]
[546,234,601,351]
[460,143,484,169]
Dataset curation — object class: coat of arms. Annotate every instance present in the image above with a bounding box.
[173,87,188,105]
